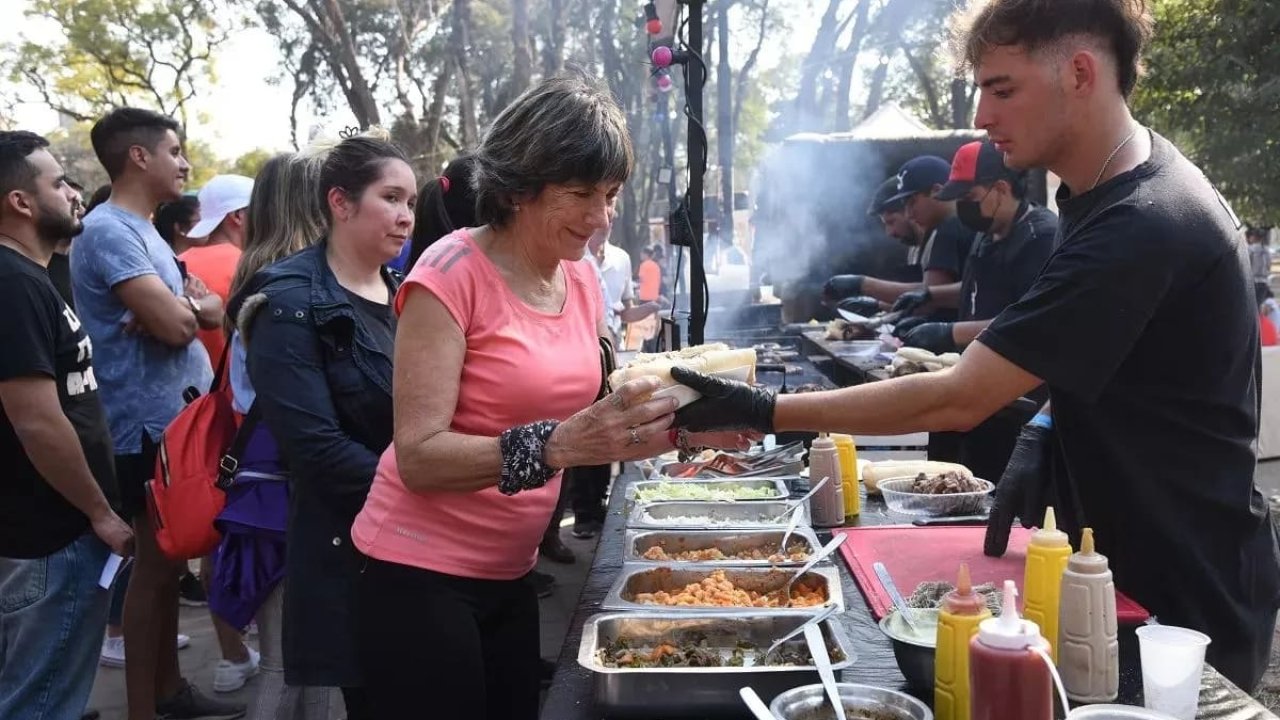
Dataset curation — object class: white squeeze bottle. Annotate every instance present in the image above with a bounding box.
[1058,528,1119,703]
[808,433,844,527]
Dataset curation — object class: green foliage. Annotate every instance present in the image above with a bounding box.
[2,0,234,127]
[228,148,274,179]
[1132,0,1280,223]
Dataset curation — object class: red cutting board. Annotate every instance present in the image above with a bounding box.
[834,525,1150,624]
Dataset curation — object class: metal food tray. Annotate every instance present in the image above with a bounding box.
[601,564,844,613]
[578,610,855,718]
[656,458,805,479]
[624,528,823,566]
[626,477,790,503]
[628,499,808,530]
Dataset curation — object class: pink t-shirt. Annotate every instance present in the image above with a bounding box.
[351,230,603,580]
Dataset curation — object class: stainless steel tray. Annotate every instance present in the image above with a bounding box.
[578,610,855,718]
[624,528,823,566]
[601,564,843,613]
[628,500,808,530]
[656,458,805,479]
[626,477,790,503]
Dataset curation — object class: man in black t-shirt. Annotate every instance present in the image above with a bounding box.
[894,140,1058,483]
[0,131,133,719]
[670,0,1280,692]
[895,141,1057,355]
[823,156,977,312]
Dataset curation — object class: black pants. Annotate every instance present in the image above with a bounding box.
[569,464,611,524]
[340,687,371,720]
[357,557,540,720]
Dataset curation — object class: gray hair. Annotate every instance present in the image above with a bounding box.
[473,73,634,227]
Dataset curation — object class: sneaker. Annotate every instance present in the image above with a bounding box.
[156,680,245,719]
[530,570,555,599]
[100,636,125,667]
[101,634,192,667]
[538,534,576,564]
[213,645,261,693]
[571,519,603,539]
[177,572,207,607]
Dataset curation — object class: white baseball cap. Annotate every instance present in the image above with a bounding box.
[188,174,254,239]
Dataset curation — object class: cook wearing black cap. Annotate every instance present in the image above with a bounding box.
[830,179,929,317]
[891,140,1059,482]
[824,156,977,313]
[894,140,1058,354]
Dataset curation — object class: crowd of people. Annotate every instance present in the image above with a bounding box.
[0,74,747,720]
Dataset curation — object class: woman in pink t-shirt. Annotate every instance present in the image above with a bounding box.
[350,76,747,720]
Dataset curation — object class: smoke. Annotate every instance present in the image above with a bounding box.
[749,134,908,321]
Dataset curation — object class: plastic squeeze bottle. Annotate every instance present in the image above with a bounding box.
[969,580,1054,720]
[1058,528,1119,703]
[832,433,861,519]
[934,563,992,720]
[1023,506,1072,662]
[807,433,844,527]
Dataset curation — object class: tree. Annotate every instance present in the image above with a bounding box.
[229,148,274,178]
[1132,0,1280,223]
[2,0,234,128]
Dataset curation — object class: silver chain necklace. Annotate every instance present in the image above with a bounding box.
[1089,125,1139,191]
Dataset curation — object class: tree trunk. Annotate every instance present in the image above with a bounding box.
[834,0,872,131]
[950,77,974,129]
[319,0,381,127]
[541,0,567,76]
[717,2,734,245]
[862,54,890,119]
[732,0,769,135]
[450,0,479,146]
[510,0,533,96]
[902,44,945,127]
[791,0,844,133]
[423,63,453,166]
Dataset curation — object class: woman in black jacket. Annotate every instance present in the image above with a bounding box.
[232,135,416,719]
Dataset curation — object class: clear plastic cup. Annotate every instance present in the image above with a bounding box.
[1136,625,1211,720]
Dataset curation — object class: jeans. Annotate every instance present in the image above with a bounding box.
[0,532,111,720]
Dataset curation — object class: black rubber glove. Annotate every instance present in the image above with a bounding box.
[670,366,777,433]
[902,322,957,354]
[891,287,931,315]
[984,424,1053,557]
[822,274,865,301]
[891,315,929,338]
[836,296,881,316]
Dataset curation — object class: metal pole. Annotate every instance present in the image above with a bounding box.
[686,0,706,346]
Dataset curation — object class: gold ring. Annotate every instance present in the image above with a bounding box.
[630,428,642,445]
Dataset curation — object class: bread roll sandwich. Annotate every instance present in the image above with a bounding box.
[607,343,757,400]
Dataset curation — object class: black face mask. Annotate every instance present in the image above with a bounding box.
[956,188,996,233]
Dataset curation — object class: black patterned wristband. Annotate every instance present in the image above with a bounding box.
[499,420,560,496]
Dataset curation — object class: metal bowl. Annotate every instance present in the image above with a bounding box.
[878,610,938,691]
[769,683,934,720]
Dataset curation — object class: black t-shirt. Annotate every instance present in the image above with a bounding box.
[922,214,976,281]
[342,287,397,354]
[0,246,117,558]
[979,132,1280,684]
[960,203,1057,321]
[47,251,74,308]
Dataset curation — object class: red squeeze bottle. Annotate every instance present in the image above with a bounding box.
[969,580,1053,720]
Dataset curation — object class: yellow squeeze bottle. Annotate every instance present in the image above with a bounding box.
[1022,506,1072,662]
[832,434,860,518]
[934,563,991,720]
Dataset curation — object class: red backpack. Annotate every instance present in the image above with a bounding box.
[146,348,238,561]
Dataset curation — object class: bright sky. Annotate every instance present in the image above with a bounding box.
[3,0,824,162]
